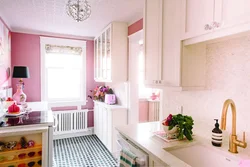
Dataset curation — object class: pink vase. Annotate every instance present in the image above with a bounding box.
[12,84,27,105]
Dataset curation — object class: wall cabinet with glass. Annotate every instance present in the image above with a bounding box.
[94,22,128,82]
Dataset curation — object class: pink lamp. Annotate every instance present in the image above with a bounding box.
[12,66,30,105]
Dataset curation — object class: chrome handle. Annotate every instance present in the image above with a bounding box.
[243,131,246,143]
[204,24,212,30]
[212,21,220,28]
[53,115,58,129]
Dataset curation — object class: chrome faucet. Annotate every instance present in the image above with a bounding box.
[221,99,247,153]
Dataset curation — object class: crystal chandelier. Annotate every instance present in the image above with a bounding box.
[66,0,91,22]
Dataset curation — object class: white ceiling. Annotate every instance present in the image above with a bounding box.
[0,0,144,38]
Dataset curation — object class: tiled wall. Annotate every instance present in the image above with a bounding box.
[164,35,250,144]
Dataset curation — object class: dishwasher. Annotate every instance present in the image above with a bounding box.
[116,133,149,167]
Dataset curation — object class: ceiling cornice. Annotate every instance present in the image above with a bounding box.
[11,28,94,41]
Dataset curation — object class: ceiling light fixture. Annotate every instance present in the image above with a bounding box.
[66,0,91,22]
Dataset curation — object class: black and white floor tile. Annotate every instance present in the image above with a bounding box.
[53,135,117,167]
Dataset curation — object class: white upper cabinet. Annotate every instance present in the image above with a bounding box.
[94,22,128,82]
[181,0,214,39]
[144,0,207,90]
[217,0,250,29]
[182,0,250,45]
[144,0,163,86]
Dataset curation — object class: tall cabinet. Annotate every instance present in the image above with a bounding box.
[94,22,128,83]
[94,101,127,153]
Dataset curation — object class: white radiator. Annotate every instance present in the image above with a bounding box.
[148,101,160,122]
[53,109,91,139]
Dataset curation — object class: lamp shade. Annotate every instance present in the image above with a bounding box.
[12,66,30,78]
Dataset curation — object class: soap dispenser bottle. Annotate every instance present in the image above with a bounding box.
[212,119,223,147]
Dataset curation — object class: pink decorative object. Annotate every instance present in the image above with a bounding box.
[150,92,160,100]
[104,94,116,105]
[12,84,27,105]
[27,140,35,147]
[239,160,250,167]
[8,103,20,114]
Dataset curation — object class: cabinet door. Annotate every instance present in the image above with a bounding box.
[101,32,107,80]
[106,27,111,81]
[98,106,103,141]
[149,156,167,167]
[107,108,112,151]
[215,0,250,30]
[94,103,99,136]
[144,0,163,83]
[97,37,102,79]
[102,107,108,147]
[94,39,98,79]
[181,0,214,39]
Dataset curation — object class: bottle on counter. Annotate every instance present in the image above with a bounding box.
[212,119,223,147]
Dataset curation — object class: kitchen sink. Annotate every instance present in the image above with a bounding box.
[165,144,239,167]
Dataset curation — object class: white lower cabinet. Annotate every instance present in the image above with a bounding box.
[149,156,167,167]
[94,101,127,152]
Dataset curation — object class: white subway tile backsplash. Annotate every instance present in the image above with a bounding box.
[164,35,250,144]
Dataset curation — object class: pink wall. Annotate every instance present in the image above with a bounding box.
[11,32,98,127]
[128,19,143,36]
[11,33,41,101]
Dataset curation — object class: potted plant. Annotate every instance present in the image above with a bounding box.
[162,114,194,141]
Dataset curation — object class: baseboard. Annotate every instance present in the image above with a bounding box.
[53,127,94,140]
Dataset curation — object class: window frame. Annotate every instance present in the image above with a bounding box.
[40,37,87,107]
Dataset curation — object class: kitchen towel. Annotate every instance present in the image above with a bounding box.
[120,148,138,167]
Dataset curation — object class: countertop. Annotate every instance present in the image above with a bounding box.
[93,100,127,109]
[116,122,250,167]
[0,110,54,129]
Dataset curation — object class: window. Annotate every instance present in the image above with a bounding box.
[40,37,86,106]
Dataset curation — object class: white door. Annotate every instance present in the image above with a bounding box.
[215,0,250,30]
[181,0,214,39]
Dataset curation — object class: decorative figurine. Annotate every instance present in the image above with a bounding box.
[16,143,22,150]
[5,141,17,150]
[27,140,35,147]
[20,137,27,149]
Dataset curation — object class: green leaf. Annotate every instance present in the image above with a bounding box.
[167,114,194,141]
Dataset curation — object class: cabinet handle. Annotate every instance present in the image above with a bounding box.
[204,24,212,30]
[155,80,158,84]
[159,80,161,84]
[212,21,220,28]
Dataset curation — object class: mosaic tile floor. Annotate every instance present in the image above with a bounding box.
[53,135,117,167]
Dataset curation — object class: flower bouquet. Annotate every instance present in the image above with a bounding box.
[162,114,194,141]
[88,86,114,102]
